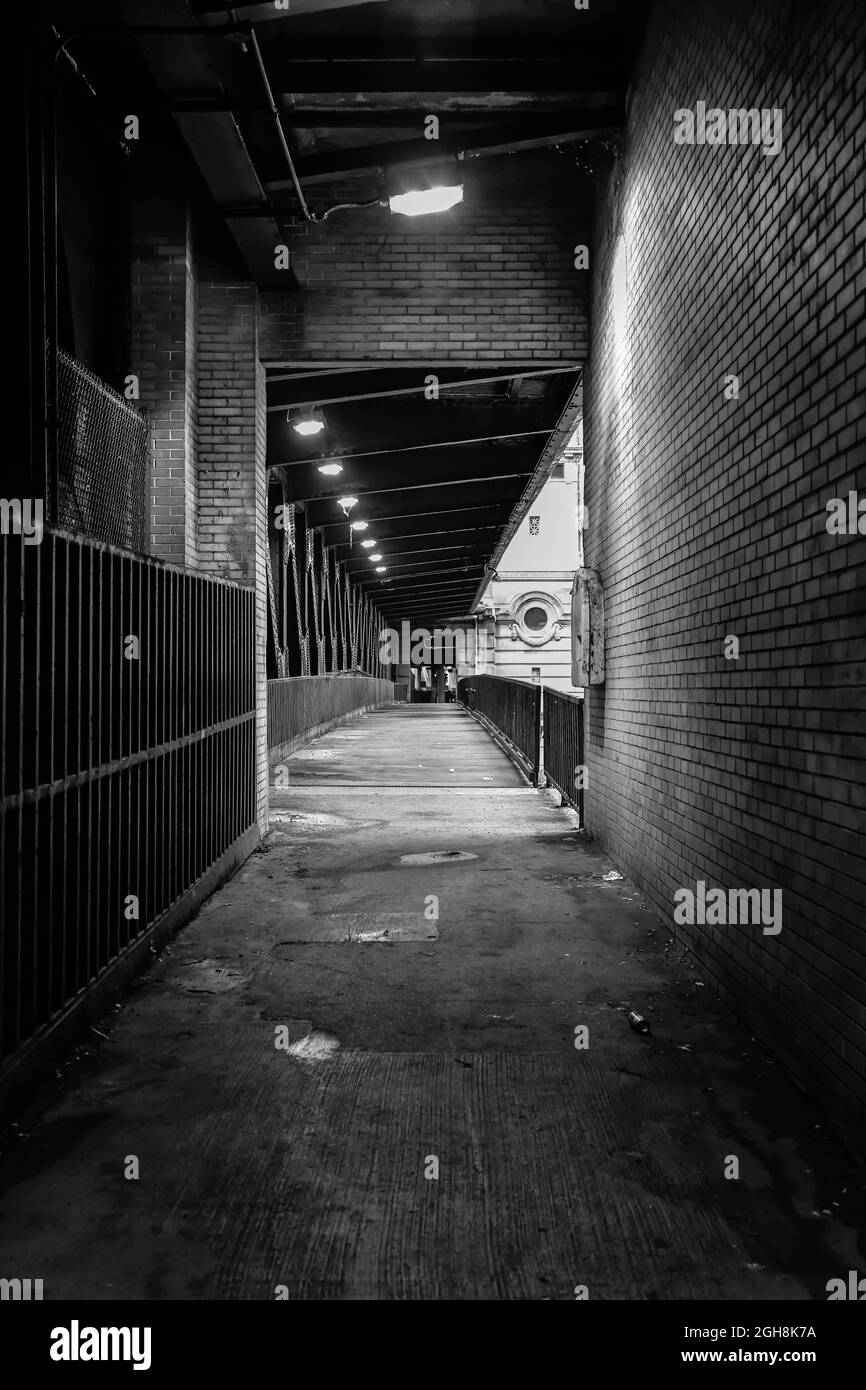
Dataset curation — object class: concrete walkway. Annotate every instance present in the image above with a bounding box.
[0,706,862,1300]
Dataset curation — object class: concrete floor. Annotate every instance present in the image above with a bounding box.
[1,705,863,1300]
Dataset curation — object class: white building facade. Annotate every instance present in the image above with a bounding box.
[472,427,584,693]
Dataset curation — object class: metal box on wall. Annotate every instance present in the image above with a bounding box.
[571,567,605,685]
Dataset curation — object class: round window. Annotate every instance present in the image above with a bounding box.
[523,605,549,632]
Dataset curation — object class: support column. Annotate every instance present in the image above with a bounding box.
[196,269,269,836]
[129,160,197,566]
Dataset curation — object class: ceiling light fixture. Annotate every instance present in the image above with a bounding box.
[350,520,369,532]
[290,407,325,436]
[317,461,343,475]
[338,494,359,547]
[386,160,464,219]
[389,185,464,217]
[370,553,382,562]
[375,566,386,573]
[361,538,376,549]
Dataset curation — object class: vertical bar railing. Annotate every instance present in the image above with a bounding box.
[542,688,585,823]
[0,530,256,1076]
[267,674,395,755]
[457,673,541,783]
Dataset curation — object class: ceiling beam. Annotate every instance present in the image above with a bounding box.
[316,503,510,536]
[356,560,484,584]
[175,112,297,287]
[266,365,580,410]
[196,0,390,20]
[373,585,479,602]
[268,360,549,399]
[344,543,490,569]
[265,359,574,370]
[307,483,518,527]
[271,429,551,471]
[364,590,481,606]
[265,60,624,92]
[119,3,298,288]
[371,567,479,585]
[265,109,622,184]
[169,102,596,121]
[328,525,499,560]
[277,106,603,127]
[288,468,531,506]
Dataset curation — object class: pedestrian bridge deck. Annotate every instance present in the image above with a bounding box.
[0,707,858,1299]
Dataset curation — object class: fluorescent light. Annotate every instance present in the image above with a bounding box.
[370,553,382,562]
[361,539,376,549]
[388,185,463,217]
[318,462,343,476]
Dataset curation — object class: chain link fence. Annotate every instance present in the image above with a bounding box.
[54,349,147,552]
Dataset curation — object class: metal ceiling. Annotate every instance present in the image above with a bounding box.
[269,362,582,624]
[108,0,629,623]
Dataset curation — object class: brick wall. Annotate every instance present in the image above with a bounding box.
[583,0,866,1147]
[258,155,589,363]
[130,166,197,565]
[196,268,270,835]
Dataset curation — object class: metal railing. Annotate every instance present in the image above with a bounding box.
[457,674,541,782]
[0,530,257,1070]
[268,674,395,755]
[54,350,148,553]
[543,687,585,821]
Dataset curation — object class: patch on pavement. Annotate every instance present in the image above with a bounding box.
[398,850,478,865]
[269,811,349,830]
[172,960,248,993]
[276,912,438,944]
[283,1030,341,1062]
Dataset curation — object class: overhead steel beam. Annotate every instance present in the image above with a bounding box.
[307,483,519,527]
[316,503,510,536]
[328,525,499,560]
[266,365,580,410]
[373,589,480,609]
[119,2,297,286]
[268,361,549,400]
[265,60,624,92]
[270,106,601,127]
[196,0,390,22]
[355,561,484,585]
[344,543,491,568]
[270,429,551,470]
[265,359,575,371]
[266,109,623,184]
[288,469,531,505]
[174,111,297,286]
[365,569,481,588]
[373,583,479,600]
